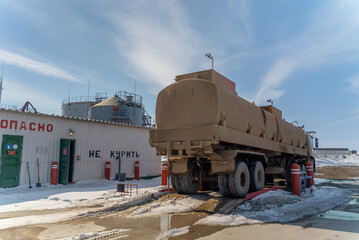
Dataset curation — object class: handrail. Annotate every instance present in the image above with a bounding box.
[0,104,18,110]
[62,95,107,105]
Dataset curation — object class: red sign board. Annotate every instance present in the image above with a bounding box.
[8,151,16,155]
[63,148,68,155]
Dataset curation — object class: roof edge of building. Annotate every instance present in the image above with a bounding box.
[0,108,154,130]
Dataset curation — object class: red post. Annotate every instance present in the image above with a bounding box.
[51,162,58,185]
[105,161,111,180]
[291,163,301,196]
[135,161,140,180]
[305,162,314,187]
[161,162,168,186]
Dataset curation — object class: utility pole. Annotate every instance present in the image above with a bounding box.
[0,65,4,105]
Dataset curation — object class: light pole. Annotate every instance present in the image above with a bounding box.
[205,53,214,69]
[266,99,273,105]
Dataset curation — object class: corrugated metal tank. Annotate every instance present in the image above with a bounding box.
[89,92,146,126]
[0,109,160,187]
[61,94,107,119]
[62,101,94,119]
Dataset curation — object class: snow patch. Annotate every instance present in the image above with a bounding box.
[0,210,83,230]
[0,178,164,230]
[0,177,162,213]
[196,186,351,226]
[154,226,190,240]
[59,228,131,240]
[316,154,359,167]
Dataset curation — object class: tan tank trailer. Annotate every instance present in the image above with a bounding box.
[149,70,314,198]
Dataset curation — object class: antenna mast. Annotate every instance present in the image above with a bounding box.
[0,64,4,105]
[87,80,90,101]
[68,81,71,99]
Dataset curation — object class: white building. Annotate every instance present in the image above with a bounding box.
[313,148,351,157]
[0,109,160,188]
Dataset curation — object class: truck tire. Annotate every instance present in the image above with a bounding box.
[249,161,265,192]
[218,174,231,197]
[229,161,250,198]
[178,163,200,194]
[171,174,183,193]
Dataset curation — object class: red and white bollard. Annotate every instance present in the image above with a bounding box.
[305,162,314,187]
[105,161,111,180]
[135,161,140,180]
[161,162,168,186]
[51,162,58,185]
[291,163,301,196]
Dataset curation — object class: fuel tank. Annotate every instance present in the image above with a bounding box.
[153,69,310,156]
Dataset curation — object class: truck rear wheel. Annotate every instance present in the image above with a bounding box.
[178,163,200,194]
[171,174,183,193]
[249,161,265,192]
[229,161,250,198]
[218,174,231,197]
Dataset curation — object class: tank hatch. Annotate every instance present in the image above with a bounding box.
[175,69,236,94]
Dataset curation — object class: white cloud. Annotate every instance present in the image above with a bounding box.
[108,1,208,93]
[254,1,359,104]
[226,0,252,42]
[0,49,83,83]
[254,59,297,103]
[343,74,359,94]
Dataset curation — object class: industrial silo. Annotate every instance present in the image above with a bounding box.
[89,91,151,126]
[61,93,107,119]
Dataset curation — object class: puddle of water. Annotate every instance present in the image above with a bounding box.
[348,199,359,206]
[318,210,359,221]
[320,186,338,189]
[160,215,172,233]
[92,211,225,240]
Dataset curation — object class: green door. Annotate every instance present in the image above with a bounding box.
[0,135,23,188]
[59,139,70,185]
[58,139,76,185]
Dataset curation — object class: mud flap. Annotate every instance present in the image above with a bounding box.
[210,150,236,174]
[169,157,188,174]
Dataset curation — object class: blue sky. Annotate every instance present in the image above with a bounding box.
[0,0,358,150]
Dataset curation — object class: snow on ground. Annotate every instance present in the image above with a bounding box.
[0,177,163,229]
[129,195,208,217]
[316,154,359,167]
[195,186,351,226]
[59,228,131,240]
[154,226,190,240]
[0,210,89,230]
[0,177,162,213]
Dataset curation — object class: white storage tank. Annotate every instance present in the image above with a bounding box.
[61,93,107,119]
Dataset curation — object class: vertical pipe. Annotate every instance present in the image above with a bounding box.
[161,162,168,186]
[305,162,314,187]
[105,161,111,180]
[291,163,301,196]
[51,162,58,185]
[135,161,140,180]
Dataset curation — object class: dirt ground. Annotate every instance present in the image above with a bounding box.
[315,165,359,179]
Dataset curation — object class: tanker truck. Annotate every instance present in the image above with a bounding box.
[149,69,315,198]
